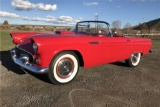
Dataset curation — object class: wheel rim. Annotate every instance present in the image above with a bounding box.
[131,53,140,64]
[56,58,74,79]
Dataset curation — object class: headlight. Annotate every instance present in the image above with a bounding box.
[33,43,38,53]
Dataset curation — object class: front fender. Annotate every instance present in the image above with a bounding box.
[10,32,43,44]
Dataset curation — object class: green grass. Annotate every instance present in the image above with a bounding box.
[0,31,15,51]
[151,39,160,49]
[0,31,159,51]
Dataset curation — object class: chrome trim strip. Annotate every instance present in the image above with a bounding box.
[10,48,49,74]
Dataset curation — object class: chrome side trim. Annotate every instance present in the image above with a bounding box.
[10,48,49,74]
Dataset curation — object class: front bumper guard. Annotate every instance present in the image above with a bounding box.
[10,48,49,74]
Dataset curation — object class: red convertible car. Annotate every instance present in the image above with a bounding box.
[10,21,152,84]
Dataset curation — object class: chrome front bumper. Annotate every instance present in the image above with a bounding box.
[10,48,49,74]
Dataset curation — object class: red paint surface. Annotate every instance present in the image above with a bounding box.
[10,32,152,68]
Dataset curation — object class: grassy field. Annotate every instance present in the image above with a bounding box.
[0,31,159,51]
[0,31,15,51]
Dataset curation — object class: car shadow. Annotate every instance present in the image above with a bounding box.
[24,70,52,84]
[0,51,26,74]
[110,61,129,67]
[0,51,51,84]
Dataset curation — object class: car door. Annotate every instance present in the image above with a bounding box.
[107,37,131,62]
[83,36,108,67]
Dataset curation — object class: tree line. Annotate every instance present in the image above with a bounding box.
[111,20,160,36]
[2,20,159,36]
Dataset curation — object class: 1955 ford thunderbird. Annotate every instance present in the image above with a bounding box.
[10,21,152,84]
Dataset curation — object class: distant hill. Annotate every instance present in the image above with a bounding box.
[132,18,160,30]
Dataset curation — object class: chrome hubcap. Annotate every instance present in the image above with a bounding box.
[131,53,139,63]
[57,58,74,78]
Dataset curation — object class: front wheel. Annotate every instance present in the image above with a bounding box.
[48,51,79,84]
[125,53,141,67]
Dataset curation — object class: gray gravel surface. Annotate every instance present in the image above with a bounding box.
[0,49,160,107]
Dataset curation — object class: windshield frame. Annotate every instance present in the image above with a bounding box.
[71,21,111,36]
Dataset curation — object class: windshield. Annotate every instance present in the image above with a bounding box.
[70,26,76,32]
[71,21,110,36]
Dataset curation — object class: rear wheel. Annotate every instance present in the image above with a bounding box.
[48,51,79,84]
[125,53,141,67]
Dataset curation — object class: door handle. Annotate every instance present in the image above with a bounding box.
[127,39,130,42]
[89,41,100,45]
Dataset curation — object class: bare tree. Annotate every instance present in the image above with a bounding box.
[153,22,160,34]
[140,23,148,35]
[123,23,132,35]
[111,20,122,34]
[111,20,121,30]
[124,23,131,28]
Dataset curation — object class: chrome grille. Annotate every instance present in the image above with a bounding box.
[15,47,34,63]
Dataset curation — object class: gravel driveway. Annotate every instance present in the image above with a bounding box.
[0,49,160,107]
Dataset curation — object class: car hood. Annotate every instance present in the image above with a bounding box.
[16,32,80,55]
[10,31,76,44]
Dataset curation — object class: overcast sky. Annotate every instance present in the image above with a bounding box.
[0,0,160,27]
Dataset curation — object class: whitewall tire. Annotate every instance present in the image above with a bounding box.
[48,51,79,84]
[125,53,141,67]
